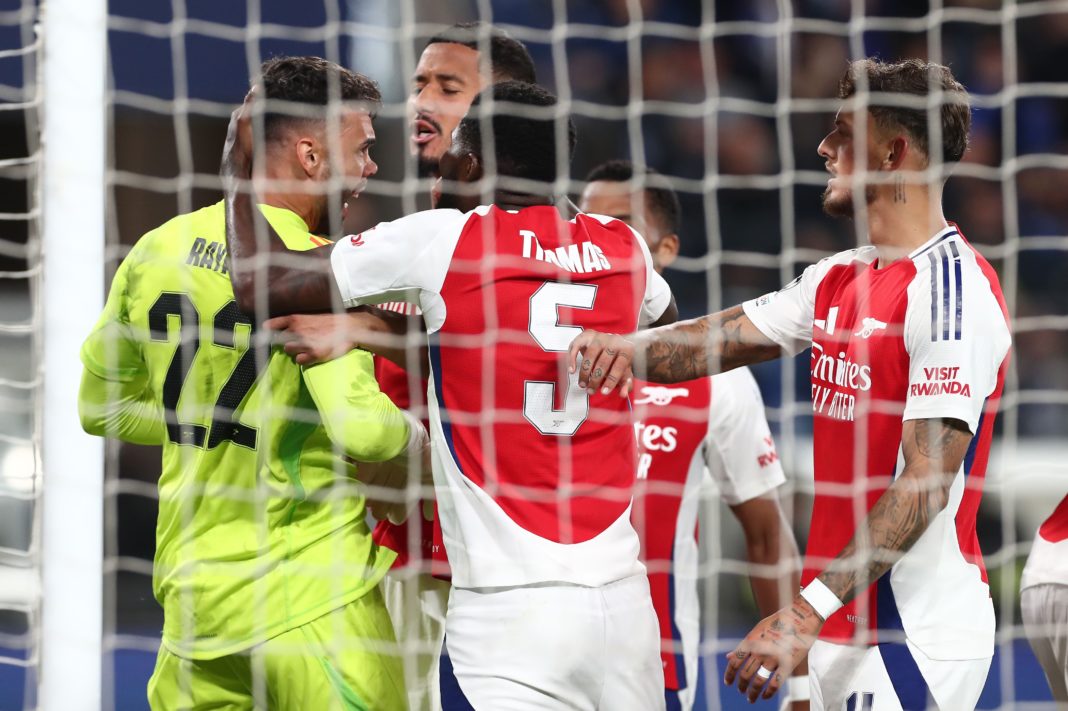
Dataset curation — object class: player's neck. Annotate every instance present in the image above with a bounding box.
[866,187,949,268]
[494,190,555,211]
[261,192,317,233]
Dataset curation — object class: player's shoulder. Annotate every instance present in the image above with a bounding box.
[906,226,1006,306]
[125,202,222,266]
[577,212,642,241]
[796,246,879,293]
[818,245,878,272]
[378,207,473,234]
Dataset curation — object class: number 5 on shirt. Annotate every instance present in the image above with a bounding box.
[524,281,596,436]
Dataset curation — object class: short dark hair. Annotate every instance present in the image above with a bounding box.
[259,56,381,141]
[838,58,970,166]
[456,81,576,185]
[426,22,537,83]
[585,160,681,235]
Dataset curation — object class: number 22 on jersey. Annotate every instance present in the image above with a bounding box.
[148,292,261,449]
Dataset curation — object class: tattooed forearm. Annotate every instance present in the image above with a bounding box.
[817,418,971,604]
[639,305,782,383]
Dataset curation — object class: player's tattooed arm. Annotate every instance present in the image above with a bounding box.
[221,92,339,317]
[570,305,782,394]
[816,417,972,604]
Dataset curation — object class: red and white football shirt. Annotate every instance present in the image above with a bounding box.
[331,205,672,588]
[630,367,784,693]
[742,225,1011,660]
[1021,494,1068,591]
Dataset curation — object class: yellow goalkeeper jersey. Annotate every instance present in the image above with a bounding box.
[79,201,406,659]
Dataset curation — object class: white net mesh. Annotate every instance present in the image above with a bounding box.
[6,0,1068,709]
[0,0,41,708]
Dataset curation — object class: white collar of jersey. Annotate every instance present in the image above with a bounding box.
[908,225,960,259]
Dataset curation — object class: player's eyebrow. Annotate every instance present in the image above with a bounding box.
[361,137,376,150]
[432,72,468,86]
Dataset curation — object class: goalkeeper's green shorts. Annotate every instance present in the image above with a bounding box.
[147,586,407,711]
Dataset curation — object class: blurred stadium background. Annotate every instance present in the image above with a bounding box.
[1,0,1066,708]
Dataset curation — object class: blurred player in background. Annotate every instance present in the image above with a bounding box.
[1021,493,1068,702]
[78,57,429,710]
[222,80,678,709]
[569,58,1011,709]
[580,160,809,711]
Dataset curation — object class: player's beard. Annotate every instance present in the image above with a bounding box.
[822,184,876,218]
[417,152,441,178]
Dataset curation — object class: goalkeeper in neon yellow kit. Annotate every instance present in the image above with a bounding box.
[78,57,423,710]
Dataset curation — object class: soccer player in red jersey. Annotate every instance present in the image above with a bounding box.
[568,58,1011,709]
[287,25,540,709]
[222,81,679,709]
[1021,493,1068,702]
[580,160,809,711]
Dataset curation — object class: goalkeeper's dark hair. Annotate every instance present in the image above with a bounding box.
[838,58,970,167]
[259,56,381,141]
[585,160,681,235]
[456,81,576,186]
[427,22,537,83]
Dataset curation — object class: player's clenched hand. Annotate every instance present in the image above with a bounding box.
[356,457,412,525]
[355,422,432,525]
[723,596,822,704]
[567,330,635,397]
[266,311,389,365]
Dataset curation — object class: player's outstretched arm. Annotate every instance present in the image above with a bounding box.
[221,93,338,317]
[570,305,781,394]
[266,308,429,376]
[722,417,972,703]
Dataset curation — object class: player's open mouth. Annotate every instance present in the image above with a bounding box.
[412,119,439,146]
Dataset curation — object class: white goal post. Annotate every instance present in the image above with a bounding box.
[39,0,106,709]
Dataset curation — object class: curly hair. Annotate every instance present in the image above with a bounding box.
[838,58,971,166]
[259,56,381,141]
[427,22,537,84]
[456,81,575,185]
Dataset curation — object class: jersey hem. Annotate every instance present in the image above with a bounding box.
[159,547,397,661]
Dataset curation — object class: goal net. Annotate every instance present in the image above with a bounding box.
[5,0,1067,709]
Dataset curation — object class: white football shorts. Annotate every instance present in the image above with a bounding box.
[808,638,990,710]
[443,573,665,710]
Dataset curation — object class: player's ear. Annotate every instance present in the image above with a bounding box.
[884,135,909,171]
[654,233,679,270]
[461,152,483,183]
[296,136,322,178]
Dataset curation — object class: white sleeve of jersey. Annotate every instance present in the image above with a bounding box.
[703,367,786,505]
[902,253,1011,434]
[330,208,471,332]
[741,249,867,356]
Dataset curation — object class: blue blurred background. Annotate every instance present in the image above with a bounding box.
[0,0,1064,708]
